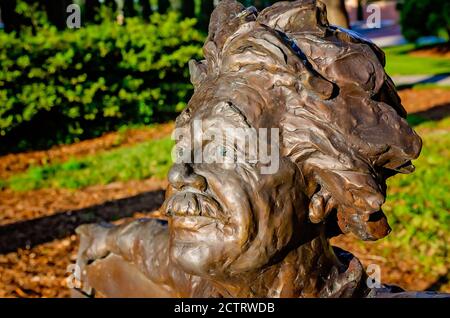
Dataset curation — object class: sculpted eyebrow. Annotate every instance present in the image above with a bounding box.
[212,102,251,129]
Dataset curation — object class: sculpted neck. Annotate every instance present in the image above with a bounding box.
[210,230,348,298]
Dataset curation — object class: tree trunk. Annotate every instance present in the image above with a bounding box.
[199,0,215,31]
[357,0,364,21]
[157,0,170,14]
[322,0,350,29]
[0,0,19,33]
[85,0,100,23]
[139,0,152,21]
[124,0,137,17]
[45,0,72,30]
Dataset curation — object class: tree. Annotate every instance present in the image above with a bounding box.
[401,0,450,42]
[140,0,152,21]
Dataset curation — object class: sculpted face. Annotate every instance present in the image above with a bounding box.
[162,0,422,279]
[163,86,309,278]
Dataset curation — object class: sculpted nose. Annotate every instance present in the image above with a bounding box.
[168,164,206,191]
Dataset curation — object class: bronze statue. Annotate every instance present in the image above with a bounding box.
[74,0,437,298]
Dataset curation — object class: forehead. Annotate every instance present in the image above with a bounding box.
[175,101,251,136]
[176,77,274,129]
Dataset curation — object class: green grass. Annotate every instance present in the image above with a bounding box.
[5,137,174,191]
[410,83,450,91]
[382,116,450,272]
[384,44,450,76]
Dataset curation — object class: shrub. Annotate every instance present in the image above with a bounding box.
[400,0,450,42]
[0,12,204,153]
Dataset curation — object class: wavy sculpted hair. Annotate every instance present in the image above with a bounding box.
[185,0,422,241]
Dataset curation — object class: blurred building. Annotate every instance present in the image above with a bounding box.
[345,0,399,25]
[345,0,404,47]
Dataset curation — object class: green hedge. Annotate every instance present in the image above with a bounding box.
[0,12,204,153]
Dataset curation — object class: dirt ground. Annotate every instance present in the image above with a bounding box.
[0,88,449,298]
[398,88,450,115]
[0,178,168,226]
[409,42,450,59]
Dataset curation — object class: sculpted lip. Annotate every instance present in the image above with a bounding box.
[164,191,223,221]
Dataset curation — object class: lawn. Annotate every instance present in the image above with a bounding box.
[384,44,450,76]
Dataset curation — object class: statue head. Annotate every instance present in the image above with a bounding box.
[162,0,422,280]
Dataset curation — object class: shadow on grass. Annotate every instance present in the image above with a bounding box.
[396,73,450,90]
[426,273,450,292]
[0,189,165,254]
[407,103,450,126]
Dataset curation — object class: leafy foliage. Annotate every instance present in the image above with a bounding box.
[0,12,204,153]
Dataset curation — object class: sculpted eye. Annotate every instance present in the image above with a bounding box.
[213,145,232,161]
[174,145,190,163]
[177,148,184,159]
[213,144,237,163]
[217,146,227,157]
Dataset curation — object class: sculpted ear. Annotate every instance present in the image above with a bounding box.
[188,60,207,89]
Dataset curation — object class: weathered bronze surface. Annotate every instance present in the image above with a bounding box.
[74,0,441,298]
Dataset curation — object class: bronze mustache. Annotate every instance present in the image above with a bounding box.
[164,191,223,220]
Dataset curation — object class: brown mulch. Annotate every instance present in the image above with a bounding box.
[0,235,80,298]
[0,177,167,298]
[0,178,168,227]
[0,211,158,298]
[0,122,174,180]
[409,42,450,59]
[398,88,450,114]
